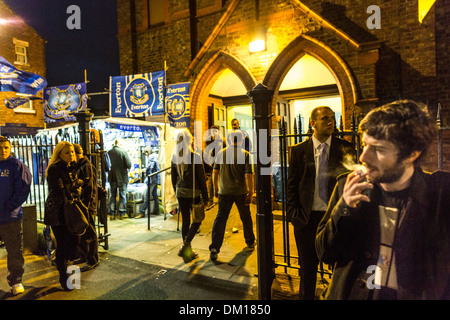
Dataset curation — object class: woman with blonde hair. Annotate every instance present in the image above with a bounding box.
[171,129,209,262]
[44,141,80,290]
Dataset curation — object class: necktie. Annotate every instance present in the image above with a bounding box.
[318,142,328,203]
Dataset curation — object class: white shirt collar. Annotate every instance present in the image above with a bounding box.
[312,135,331,151]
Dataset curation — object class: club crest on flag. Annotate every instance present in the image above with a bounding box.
[110,71,165,118]
[44,83,87,123]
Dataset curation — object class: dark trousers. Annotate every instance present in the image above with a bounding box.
[52,222,79,276]
[178,197,201,243]
[293,211,325,300]
[79,211,98,265]
[210,194,255,253]
[0,219,24,286]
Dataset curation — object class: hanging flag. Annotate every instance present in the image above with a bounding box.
[166,82,190,128]
[0,55,47,95]
[110,71,165,118]
[43,82,87,123]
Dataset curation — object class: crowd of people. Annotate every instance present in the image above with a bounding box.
[0,100,449,299]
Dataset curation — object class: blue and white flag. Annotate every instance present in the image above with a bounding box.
[0,55,46,95]
[43,82,87,123]
[166,82,190,128]
[110,71,165,118]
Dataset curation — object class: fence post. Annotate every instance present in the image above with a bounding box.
[74,109,93,154]
[247,83,274,300]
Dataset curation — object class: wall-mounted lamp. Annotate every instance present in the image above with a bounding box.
[249,25,266,53]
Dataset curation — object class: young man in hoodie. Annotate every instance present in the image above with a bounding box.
[0,136,32,295]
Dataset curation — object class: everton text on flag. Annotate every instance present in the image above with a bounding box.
[166,82,190,128]
[110,71,165,118]
[43,83,87,123]
[0,55,47,95]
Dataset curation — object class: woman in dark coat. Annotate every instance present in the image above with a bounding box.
[171,129,209,263]
[44,141,80,290]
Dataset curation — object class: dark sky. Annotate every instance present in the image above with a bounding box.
[3,0,120,115]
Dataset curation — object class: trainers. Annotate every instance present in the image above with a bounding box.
[210,248,218,261]
[134,213,144,219]
[11,283,24,295]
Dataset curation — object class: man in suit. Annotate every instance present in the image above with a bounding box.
[286,106,354,299]
[108,139,132,219]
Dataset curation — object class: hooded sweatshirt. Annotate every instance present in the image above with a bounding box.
[0,156,32,224]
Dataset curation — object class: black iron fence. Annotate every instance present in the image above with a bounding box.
[9,128,110,249]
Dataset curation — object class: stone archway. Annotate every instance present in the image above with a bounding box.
[263,35,359,129]
[190,51,257,132]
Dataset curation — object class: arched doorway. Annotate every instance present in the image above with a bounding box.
[189,51,256,147]
[264,35,359,131]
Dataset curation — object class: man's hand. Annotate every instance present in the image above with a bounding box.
[342,171,373,208]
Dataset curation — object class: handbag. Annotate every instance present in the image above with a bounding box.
[192,154,205,223]
[63,188,89,236]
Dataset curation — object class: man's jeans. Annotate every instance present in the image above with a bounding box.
[140,183,159,214]
[0,219,24,286]
[109,182,128,216]
[210,194,255,252]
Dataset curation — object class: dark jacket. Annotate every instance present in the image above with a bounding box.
[107,146,132,186]
[286,136,354,229]
[316,169,450,300]
[74,156,98,213]
[44,160,78,226]
[171,151,208,201]
[0,156,32,224]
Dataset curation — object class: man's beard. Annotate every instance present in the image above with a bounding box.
[369,161,406,184]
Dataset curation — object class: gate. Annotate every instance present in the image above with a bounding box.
[9,127,110,250]
[271,112,362,281]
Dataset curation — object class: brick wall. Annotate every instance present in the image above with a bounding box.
[117,0,450,171]
[0,0,46,136]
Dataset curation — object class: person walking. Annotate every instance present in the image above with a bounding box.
[171,129,209,263]
[316,100,450,300]
[107,139,131,219]
[44,141,80,291]
[0,136,32,295]
[209,130,255,261]
[73,144,99,271]
[286,106,354,300]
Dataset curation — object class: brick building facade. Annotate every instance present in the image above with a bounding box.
[0,0,46,136]
[116,0,450,171]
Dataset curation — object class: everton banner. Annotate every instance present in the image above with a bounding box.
[0,55,47,95]
[166,82,190,128]
[43,82,87,123]
[110,71,165,118]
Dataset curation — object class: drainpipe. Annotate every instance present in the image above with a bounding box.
[247,83,275,300]
[75,109,93,155]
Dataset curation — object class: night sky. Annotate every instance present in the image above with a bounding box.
[3,0,120,116]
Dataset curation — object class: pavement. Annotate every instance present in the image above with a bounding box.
[2,202,306,301]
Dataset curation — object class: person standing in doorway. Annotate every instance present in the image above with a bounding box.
[209,130,255,261]
[107,139,131,219]
[286,106,354,299]
[0,136,32,295]
[231,118,251,153]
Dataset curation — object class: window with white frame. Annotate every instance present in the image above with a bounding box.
[13,38,29,66]
[13,94,36,114]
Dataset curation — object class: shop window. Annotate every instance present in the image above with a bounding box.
[13,38,29,66]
